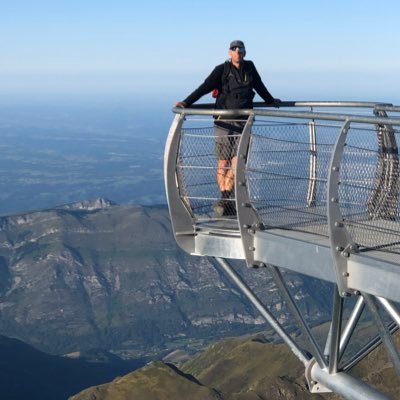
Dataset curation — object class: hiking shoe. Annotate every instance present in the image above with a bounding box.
[224,203,237,216]
[212,200,226,217]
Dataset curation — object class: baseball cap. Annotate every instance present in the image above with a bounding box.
[229,40,245,50]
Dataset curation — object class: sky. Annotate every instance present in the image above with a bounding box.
[2,0,400,104]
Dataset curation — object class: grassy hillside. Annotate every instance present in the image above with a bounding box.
[70,331,400,400]
[71,334,328,400]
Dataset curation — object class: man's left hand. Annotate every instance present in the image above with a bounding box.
[273,98,282,108]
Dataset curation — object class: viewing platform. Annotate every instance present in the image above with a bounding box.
[165,101,400,399]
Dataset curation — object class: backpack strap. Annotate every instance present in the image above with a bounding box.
[212,61,231,98]
[218,61,231,96]
[222,60,231,83]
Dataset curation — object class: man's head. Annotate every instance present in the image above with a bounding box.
[229,40,246,64]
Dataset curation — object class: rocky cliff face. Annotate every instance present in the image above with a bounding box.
[0,199,333,357]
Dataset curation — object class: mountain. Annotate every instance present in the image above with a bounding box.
[69,334,326,400]
[0,334,145,400]
[70,332,400,400]
[0,199,333,358]
[70,361,223,400]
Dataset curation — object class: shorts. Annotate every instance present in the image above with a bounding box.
[214,120,245,160]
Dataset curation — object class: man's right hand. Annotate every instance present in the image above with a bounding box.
[175,101,187,108]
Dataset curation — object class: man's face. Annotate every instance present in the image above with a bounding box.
[229,46,245,63]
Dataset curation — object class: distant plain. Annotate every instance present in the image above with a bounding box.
[0,97,172,215]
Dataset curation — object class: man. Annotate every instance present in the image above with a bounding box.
[176,40,280,217]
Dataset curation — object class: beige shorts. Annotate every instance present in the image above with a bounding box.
[214,121,245,160]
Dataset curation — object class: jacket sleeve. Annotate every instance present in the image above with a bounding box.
[182,64,224,106]
[251,62,275,104]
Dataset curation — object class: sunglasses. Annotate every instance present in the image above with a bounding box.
[230,46,245,52]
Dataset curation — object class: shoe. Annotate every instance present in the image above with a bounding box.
[212,200,226,217]
[223,201,237,216]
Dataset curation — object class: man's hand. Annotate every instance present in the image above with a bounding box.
[175,101,187,108]
[273,98,281,108]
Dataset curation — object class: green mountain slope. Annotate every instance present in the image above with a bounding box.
[70,361,223,400]
[70,332,400,400]
[70,334,326,400]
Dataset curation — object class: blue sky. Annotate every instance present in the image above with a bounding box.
[2,0,400,103]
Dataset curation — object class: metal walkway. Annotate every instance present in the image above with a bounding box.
[165,101,400,399]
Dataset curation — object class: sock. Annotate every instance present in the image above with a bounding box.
[221,190,231,199]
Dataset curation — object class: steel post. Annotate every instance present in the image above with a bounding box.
[329,287,344,373]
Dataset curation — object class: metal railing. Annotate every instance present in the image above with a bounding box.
[168,101,400,257]
[165,101,400,400]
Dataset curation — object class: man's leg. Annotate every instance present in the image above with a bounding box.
[213,124,239,217]
[213,158,230,217]
[222,156,237,215]
[224,155,237,192]
[216,159,229,192]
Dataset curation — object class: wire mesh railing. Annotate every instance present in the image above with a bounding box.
[246,121,338,237]
[339,124,400,256]
[170,104,400,259]
[177,118,242,221]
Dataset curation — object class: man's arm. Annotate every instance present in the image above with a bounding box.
[251,62,276,104]
[176,64,224,107]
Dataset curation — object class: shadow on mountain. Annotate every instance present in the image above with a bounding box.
[0,335,145,400]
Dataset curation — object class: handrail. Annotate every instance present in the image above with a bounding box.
[174,100,393,110]
[172,106,400,126]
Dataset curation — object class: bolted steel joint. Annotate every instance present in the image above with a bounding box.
[341,251,350,258]
[350,244,359,252]
[255,222,265,231]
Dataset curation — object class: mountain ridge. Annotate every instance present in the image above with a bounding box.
[70,332,400,400]
[0,199,333,359]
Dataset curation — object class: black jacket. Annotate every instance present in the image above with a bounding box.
[183,60,275,107]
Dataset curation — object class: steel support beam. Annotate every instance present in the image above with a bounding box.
[363,293,400,375]
[267,264,326,368]
[213,257,309,366]
[339,296,365,360]
[310,363,391,400]
[328,287,344,373]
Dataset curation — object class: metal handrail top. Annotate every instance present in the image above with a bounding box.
[172,101,400,125]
